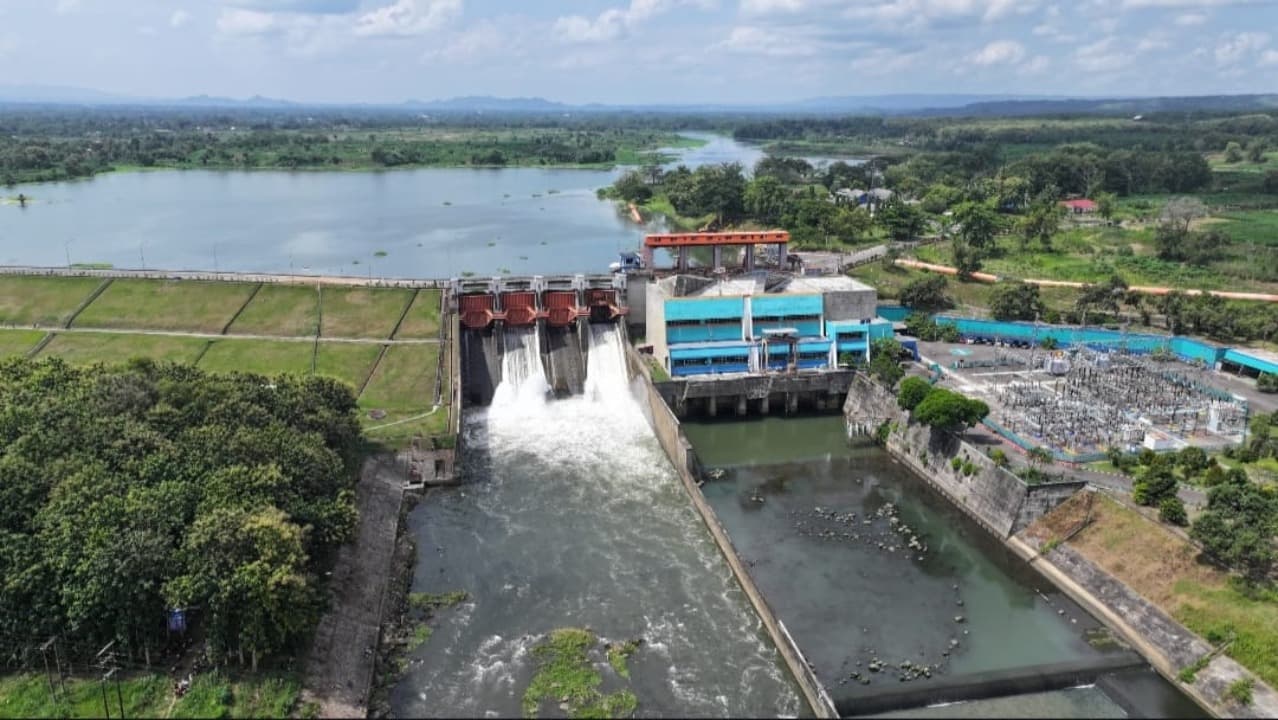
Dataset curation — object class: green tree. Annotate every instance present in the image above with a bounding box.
[913,389,989,432]
[1133,466,1178,507]
[898,376,934,411]
[1016,197,1065,251]
[611,170,652,203]
[1263,170,1278,195]
[868,337,906,388]
[988,281,1044,321]
[898,275,953,313]
[1095,191,1117,222]
[1224,141,1244,163]
[953,200,1002,252]
[743,175,791,226]
[952,241,983,280]
[876,196,926,242]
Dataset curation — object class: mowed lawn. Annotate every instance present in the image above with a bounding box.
[320,287,413,339]
[0,329,46,358]
[197,338,315,376]
[227,285,319,337]
[38,332,208,365]
[315,342,383,390]
[359,343,441,419]
[0,276,101,327]
[74,279,257,333]
[394,289,443,339]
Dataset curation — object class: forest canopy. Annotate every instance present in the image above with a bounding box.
[0,357,363,668]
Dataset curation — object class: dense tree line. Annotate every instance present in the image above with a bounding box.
[0,357,362,669]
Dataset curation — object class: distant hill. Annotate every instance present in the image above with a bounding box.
[2,87,1278,118]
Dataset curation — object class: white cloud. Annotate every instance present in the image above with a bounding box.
[849,46,922,75]
[841,0,1040,29]
[716,25,820,56]
[554,0,712,44]
[1174,12,1207,24]
[55,0,80,15]
[0,33,16,58]
[217,8,278,35]
[1019,55,1051,75]
[1074,36,1134,73]
[968,39,1025,66]
[1122,0,1271,6]
[1137,31,1171,52]
[423,20,508,62]
[1214,31,1269,66]
[740,0,810,13]
[1262,49,1278,65]
[170,10,190,28]
[354,0,462,37]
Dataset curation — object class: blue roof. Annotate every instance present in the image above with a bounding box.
[1224,349,1278,376]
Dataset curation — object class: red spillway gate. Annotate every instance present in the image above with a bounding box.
[543,290,583,327]
[585,289,627,323]
[500,291,542,326]
[459,294,497,330]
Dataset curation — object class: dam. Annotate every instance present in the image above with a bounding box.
[390,262,1205,718]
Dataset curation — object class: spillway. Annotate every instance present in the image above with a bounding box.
[390,324,801,717]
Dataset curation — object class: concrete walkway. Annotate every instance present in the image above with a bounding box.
[9,325,439,345]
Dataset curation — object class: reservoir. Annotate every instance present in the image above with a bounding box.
[0,133,838,278]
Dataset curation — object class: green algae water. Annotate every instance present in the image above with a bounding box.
[683,415,1202,718]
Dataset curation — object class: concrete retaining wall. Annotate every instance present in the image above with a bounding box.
[842,374,1083,536]
[1010,534,1278,718]
[624,345,837,719]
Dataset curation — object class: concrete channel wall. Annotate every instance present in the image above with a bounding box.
[842,374,1084,537]
[1010,533,1278,719]
[623,344,838,719]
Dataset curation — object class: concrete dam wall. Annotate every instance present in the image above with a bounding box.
[842,374,1083,537]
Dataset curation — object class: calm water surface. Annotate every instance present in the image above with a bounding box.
[0,132,820,278]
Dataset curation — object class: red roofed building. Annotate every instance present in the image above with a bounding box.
[1061,199,1098,214]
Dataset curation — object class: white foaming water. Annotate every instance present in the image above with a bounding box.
[401,322,800,718]
[490,326,550,408]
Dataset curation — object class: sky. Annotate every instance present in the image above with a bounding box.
[2,0,1278,105]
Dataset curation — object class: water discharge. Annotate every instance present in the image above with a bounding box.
[391,324,801,717]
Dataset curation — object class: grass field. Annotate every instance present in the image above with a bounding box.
[197,338,315,376]
[320,288,413,339]
[38,332,208,365]
[0,670,298,719]
[0,329,47,358]
[359,343,446,436]
[227,285,319,337]
[1028,493,1278,687]
[394,289,443,339]
[0,276,101,327]
[74,280,257,333]
[315,342,383,390]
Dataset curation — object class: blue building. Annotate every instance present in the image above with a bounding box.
[646,274,895,377]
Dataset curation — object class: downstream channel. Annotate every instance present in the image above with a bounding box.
[682,414,1204,719]
[389,326,801,717]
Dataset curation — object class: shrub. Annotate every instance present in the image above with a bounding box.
[990,448,1008,467]
[1258,373,1278,393]
[951,457,963,471]
[1227,678,1254,706]
[962,461,976,476]
[1159,496,1188,526]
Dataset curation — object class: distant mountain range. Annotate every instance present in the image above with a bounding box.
[2,85,1277,117]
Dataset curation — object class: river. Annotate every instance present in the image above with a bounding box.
[389,325,802,717]
[0,132,834,278]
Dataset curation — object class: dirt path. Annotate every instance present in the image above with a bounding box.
[300,456,406,719]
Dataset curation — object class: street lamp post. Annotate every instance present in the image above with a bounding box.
[64,239,74,269]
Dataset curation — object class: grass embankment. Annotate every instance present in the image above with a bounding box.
[315,342,384,391]
[0,329,47,357]
[522,628,639,719]
[0,670,299,719]
[226,285,319,337]
[0,276,101,327]
[394,289,443,339]
[320,288,414,339]
[360,344,447,443]
[39,333,209,365]
[198,338,315,376]
[73,280,257,333]
[1027,493,1278,686]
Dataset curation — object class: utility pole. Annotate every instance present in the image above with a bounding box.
[97,641,119,719]
[40,638,58,701]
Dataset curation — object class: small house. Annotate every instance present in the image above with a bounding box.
[1060,199,1098,214]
